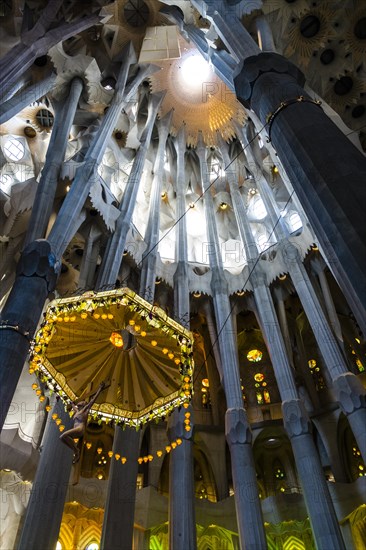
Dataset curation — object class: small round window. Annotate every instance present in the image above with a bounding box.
[3,138,25,161]
[36,109,54,129]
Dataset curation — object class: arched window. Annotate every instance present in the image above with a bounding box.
[201,378,210,408]
[85,543,99,550]
[289,212,302,232]
[250,195,267,220]
[56,542,62,550]
[254,373,271,404]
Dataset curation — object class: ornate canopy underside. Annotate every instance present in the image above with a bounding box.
[31,288,194,426]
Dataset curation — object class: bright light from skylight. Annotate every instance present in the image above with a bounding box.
[181,55,211,85]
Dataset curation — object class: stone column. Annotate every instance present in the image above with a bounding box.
[0,72,57,124]
[17,400,73,550]
[48,43,137,258]
[197,320,222,426]
[312,259,344,347]
[0,0,100,90]
[167,409,196,549]
[201,301,223,380]
[190,0,366,341]
[167,125,196,549]
[197,2,261,64]
[234,53,366,335]
[218,137,346,549]
[254,15,276,52]
[235,128,366,461]
[274,288,294,368]
[196,134,267,550]
[100,426,140,550]
[96,91,165,289]
[281,241,366,462]
[139,110,173,300]
[77,226,102,291]
[246,114,305,216]
[25,77,84,245]
[173,126,190,327]
[0,240,58,430]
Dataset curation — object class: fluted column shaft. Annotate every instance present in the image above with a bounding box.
[173,126,190,324]
[78,226,102,290]
[0,241,58,429]
[196,136,267,550]
[235,54,366,335]
[95,95,164,549]
[139,110,173,300]
[254,15,276,52]
[0,72,57,124]
[234,130,366,460]
[96,92,164,289]
[282,242,366,461]
[196,3,261,64]
[275,292,294,368]
[17,400,73,550]
[189,4,366,335]
[167,125,197,550]
[316,263,344,346]
[100,426,140,550]
[25,77,84,245]
[0,0,100,90]
[219,139,346,549]
[94,97,160,549]
[190,2,366,336]
[48,45,136,258]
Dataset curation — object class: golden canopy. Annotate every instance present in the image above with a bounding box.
[30,288,194,427]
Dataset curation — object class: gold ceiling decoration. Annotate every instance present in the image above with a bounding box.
[283,5,337,67]
[345,7,366,65]
[324,73,366,112]
[148,36,247,146]
[30,288,194,427]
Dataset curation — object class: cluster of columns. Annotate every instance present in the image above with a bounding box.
[196,133,268,549]
[182,0,366,335]
[216,134,346,549]
[0,1,365,549]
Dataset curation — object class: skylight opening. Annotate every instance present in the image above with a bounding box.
[181,54,211,87]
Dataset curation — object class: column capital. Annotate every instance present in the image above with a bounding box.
[282,399,312,438]
[279,240,302,266]
[249,265,268,289]
[234,52,305,103]
[332,372,366,415]
[310,256,327,276]
[16,239,59,292]
[210,267,228,295]
[225,407,252,445]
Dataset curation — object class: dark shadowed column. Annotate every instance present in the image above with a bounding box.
[100,426,140,550]
[234,52,366,334]
[0,240,58,430]
[17,400,73,550]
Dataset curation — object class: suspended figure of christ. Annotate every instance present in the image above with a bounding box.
[59,381,106,463]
